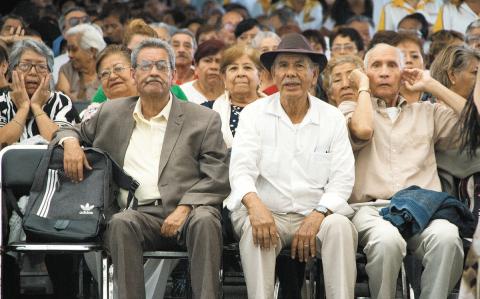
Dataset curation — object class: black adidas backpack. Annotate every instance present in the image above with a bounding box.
[20,145,138,242]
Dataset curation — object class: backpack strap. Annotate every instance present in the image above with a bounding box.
[4,188,24,218]
[105,151,139,210]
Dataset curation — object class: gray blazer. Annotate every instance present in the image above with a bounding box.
[53,95,230,217]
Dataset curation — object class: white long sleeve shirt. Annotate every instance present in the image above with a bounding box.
[228,93,355,216]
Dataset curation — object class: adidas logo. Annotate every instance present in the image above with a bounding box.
[79,203,94,215]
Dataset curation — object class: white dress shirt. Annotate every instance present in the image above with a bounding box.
[118,96,172,207]
[179,80,208,105]
[228,93,355,216]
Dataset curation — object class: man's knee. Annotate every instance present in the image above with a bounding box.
[188,206,221,233]
[424,220,463,251]
[104,211,141,248]
[364,225,406,258]
[320,214,357,236]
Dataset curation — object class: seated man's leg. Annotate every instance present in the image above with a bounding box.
[352,206,406,299]
[316,214,357,299]
[407,219,463,299]
[104,206,170,299]
[231,209,289,299]
[183,206,222,299]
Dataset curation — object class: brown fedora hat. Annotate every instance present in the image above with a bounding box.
[260,33,327,71]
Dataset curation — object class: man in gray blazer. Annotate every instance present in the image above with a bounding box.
[54,38,230,299]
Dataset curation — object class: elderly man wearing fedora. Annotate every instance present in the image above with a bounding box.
[227,33,358,299]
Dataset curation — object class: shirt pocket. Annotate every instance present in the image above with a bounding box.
[305,152,332,188]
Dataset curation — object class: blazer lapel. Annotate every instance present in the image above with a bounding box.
[158,97,184,176]
[117,97,137,168]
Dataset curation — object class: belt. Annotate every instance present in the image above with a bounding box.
[139,199,161,207]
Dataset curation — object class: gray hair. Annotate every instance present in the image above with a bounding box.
[65,23,106,54]
[323,55,365,96]
[171,29,197,50]
[131,38,176,71]
[345,15,375,28]
[58,6,87,32]
[251,31,281,49]
[150,22,178,36]
[430,44,480,88]
[364,43,405,70]
[9,38,54,74]
[345,15,375,40]
[268,8,295,27]
[466,19,480,38]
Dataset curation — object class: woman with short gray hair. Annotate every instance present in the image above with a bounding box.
[0,38,79,147]
[56,23,106,102]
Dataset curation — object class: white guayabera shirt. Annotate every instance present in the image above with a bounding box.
[228,93,355,216]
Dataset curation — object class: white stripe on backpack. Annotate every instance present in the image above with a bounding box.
[37,169,58,217]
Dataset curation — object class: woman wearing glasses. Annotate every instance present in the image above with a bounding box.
[0,38,79,148]
[81,45,137,121]
[330,27,364,58]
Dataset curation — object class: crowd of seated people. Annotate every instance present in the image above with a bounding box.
[1,1,480,299]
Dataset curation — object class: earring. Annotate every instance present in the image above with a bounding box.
[452,81,456,85]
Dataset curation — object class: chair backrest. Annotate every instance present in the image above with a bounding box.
[1,145,47,196]
[0,145,47,247]
[73,101,90,115]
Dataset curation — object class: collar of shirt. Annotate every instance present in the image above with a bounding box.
[265,93,321,128]
[133,93,172,124]
[374,95,408,110]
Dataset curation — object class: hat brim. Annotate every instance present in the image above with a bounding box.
[260,49,327,72]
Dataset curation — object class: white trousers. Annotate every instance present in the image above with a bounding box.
[352,206,464,299]
[231,209,358,299]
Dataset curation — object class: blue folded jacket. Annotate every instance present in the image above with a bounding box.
[379,185,475,238]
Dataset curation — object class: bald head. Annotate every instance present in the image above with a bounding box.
[364,43,405,104]
[364,43,405,70]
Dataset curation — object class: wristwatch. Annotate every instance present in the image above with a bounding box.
[314,206,330,216]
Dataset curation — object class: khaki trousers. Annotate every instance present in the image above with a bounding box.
[231,209,358,299]
[352,206,464,299]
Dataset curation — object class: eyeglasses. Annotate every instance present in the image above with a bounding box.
[16,62,49,74]
[331,43,357,53]
[99,65,130,80]
[136,60,170,73]
[397,28,423,39]
[67,16,90,29]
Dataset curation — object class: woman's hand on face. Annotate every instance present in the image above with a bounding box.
[10,70,30,111]
[0,26,25,45]
[30,74,51,109]
[348,68,369,91]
